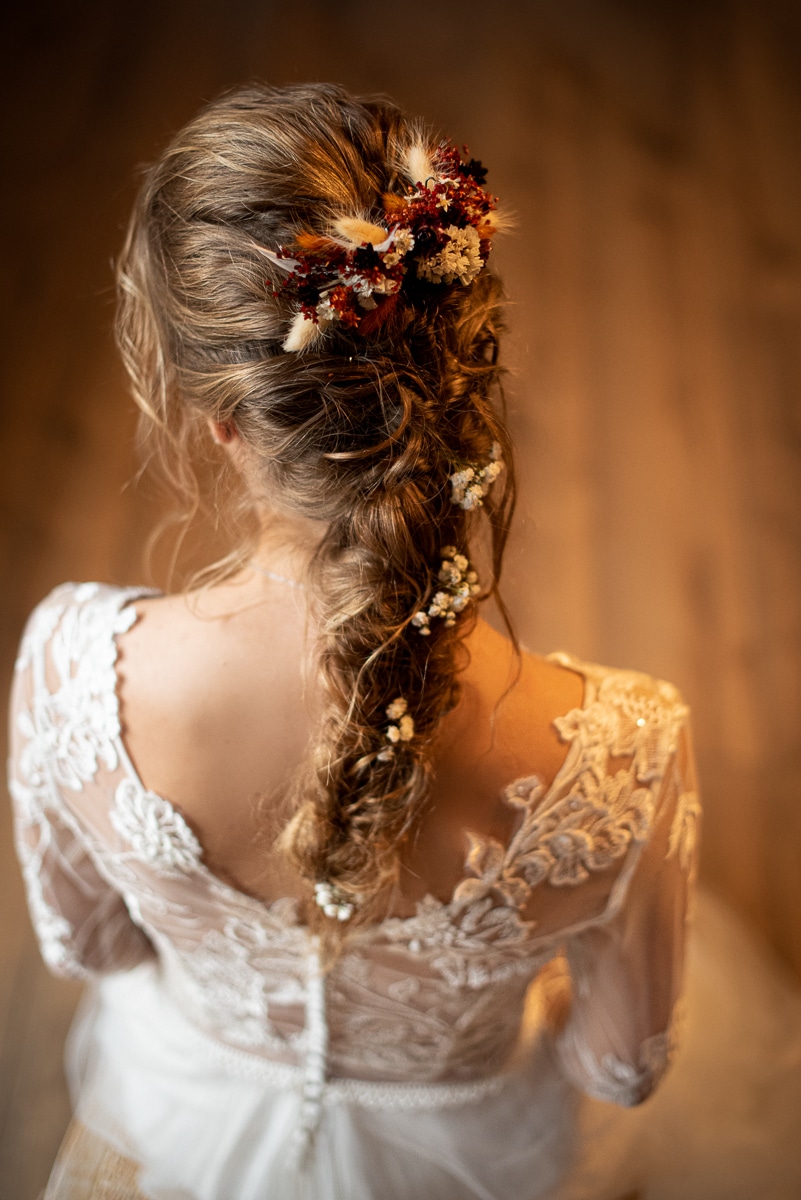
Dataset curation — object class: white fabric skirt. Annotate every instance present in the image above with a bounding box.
[65,965,577,1200]
[63,891,801,1200]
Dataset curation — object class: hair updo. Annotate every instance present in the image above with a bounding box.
[116,81,516,941]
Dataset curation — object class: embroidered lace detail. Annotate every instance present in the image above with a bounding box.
[162,909,308,1055]
[170,985,508,1108]
[14,600,62,673]
[11,787,93,978]
[550,653,688,786]
[377,893,551,993]
[111,779,203,876]
[668,790,701,873]
[9,779,81,973]
[454,771,656,910]
[16,585,140,794]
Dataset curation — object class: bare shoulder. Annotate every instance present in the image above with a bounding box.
[466,619,585,720]
[115,582,313,813]
[118,582,308,704]
[429,619,586,829]
[117,590,236,704]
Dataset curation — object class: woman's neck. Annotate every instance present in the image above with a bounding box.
[249,508,328,588]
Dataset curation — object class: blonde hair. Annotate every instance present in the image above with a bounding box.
[116,82,516,940]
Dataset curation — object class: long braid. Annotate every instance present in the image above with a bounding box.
[115,81,516,948]
[279,306,513,931]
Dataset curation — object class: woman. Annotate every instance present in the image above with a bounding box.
[7,82,716,1199]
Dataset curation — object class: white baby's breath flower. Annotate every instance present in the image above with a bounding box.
[449,469,474,489]
[316,295,343,322]
[385,697,414,750]
[411,548,481,637]
[398,715,415,742]
[373,275,401,295]
[428,591,451,617]
[411,611,431,634]
[448,445,505,509]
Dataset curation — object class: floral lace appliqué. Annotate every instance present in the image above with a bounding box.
[18,586,140,794]
[111,779,203,877]
[550,653,689,786]
[453,770,655,912]
[667,789,701,873]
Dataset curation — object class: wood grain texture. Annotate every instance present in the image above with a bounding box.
[1,1,799,1193]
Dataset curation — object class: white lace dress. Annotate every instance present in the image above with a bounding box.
[9,583,801,1199]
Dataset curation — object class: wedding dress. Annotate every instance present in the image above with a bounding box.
[8,582,801,1199]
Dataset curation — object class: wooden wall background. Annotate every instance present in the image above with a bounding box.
[1,0,799,1194]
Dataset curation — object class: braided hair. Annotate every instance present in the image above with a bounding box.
[116,82,516,945]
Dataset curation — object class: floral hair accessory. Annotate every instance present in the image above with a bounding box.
[411,549,480,636]
[377,697,415,761]
[313,881,355,922]
[264,142,501,352]
[449,443,504,510]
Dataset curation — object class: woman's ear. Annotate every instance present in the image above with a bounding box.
[207,418,239,446]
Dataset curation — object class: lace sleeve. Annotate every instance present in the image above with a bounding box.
[553,721,700,1106]
[8,590,155,980]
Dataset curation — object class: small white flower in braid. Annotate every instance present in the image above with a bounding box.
[411,549,480,636]
[449,442,504,510]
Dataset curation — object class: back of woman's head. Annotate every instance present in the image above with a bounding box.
[116,81,515,943]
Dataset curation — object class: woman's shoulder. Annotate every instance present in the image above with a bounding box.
[464,619,688,736]
[455,621,690,799]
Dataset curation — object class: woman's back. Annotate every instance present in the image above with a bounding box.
[11,580,693,1090]
[115,573,584,913]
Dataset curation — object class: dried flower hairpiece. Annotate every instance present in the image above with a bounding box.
[411,548,480,636]
[264,142,501,352]
[449,443,504,510]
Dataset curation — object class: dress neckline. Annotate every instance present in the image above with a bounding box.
[104,587,594,928]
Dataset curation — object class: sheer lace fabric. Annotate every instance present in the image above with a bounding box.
[9,583,700,1199]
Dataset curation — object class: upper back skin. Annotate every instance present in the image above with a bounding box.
[116,577,585,915]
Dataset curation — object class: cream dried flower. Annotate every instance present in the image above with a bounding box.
[416,225,484,286]
[393,229,415,255]
[386,697,408,721]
